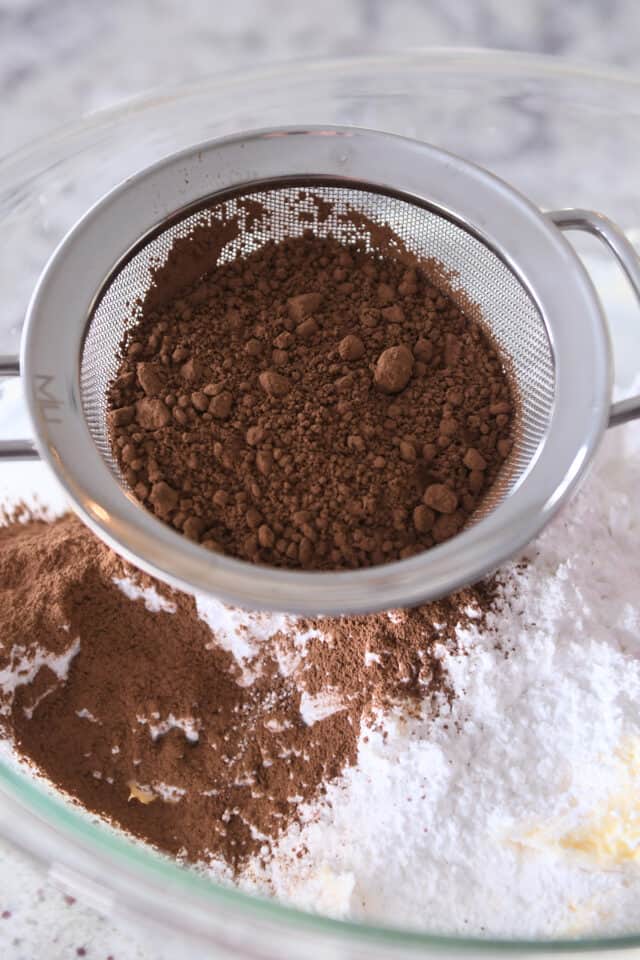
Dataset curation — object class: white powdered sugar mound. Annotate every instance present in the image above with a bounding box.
[242,418,640,939]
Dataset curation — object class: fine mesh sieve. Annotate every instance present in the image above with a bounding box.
[4,126,640,613]
[81,183,553,522]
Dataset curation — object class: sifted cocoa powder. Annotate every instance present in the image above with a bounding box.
[0,513,499,870]
[107,230,514,570]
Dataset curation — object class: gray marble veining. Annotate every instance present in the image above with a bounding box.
[2,0,640,156]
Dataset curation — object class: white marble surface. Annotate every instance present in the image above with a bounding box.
[3,0,640,156]
[2,1,640,957]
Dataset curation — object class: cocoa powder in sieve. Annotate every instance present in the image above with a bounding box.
[0,513,499,870]
[107,231,514,570]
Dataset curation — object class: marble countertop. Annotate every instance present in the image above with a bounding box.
[3,0,640,157]
[1,1,640,957]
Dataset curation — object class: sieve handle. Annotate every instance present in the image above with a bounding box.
[0,356,39,460]
[547,208,640,429]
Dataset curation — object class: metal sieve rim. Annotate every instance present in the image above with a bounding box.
[21,126,611,613]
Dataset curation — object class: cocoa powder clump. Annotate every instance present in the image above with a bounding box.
[107,231,515,570]
[373,345,414,394]
[0,513,500,872]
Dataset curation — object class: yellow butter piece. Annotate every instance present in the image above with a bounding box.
[560,795,640,863]
[128,781,156,804]
[559,738,640,865]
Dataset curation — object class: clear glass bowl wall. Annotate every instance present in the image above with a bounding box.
[1,50,640,959]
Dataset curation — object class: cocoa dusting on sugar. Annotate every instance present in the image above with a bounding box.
[107,214,514,570]
[0,514,498,871]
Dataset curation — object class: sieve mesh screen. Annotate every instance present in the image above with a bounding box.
[80,183,554,522]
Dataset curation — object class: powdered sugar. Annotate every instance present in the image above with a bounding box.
[298,691,345,726]
[153,783,187,803]
[195,598,289,675]
[136,713,200,744]
[113,577,177,614]
[0,637,81,717]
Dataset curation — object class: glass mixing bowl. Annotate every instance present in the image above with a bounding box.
[1,49,640,959]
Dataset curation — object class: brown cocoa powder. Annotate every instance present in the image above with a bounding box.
[0,513,499,871]
[107,231,514,570]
